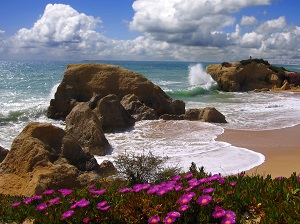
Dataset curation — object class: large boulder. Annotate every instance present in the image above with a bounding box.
[47,63,185,120]
[0,122,110,196]
[184,107,227,123]
[206,60,286,92]
[65,102,110,156]
[94,94,135,132]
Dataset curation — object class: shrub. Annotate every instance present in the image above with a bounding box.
[114,151,182,185]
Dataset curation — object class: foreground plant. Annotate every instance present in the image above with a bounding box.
[0,162,299,223]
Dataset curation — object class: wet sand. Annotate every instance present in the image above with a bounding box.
[217,124,300,178]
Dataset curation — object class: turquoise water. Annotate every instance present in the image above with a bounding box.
[1,60,300,174]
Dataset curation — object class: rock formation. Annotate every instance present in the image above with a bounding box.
[206,59,288,92]
[94,94,135,132]
[65,102,110,156]
[47,63,185,120]
[121,94,158,120]
[184,107,227,123]
[0,122,115,196]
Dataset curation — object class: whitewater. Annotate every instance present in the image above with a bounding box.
[1,60,300,175]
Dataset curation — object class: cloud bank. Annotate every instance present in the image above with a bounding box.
[0,2,299,61]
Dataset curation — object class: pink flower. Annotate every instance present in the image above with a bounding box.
[184,173,193,179]
[178,205,189,212]
[37,203,47,211]
[119,187,132,193]
[49,197,60,206]
[172,175,181,181]
[90,189,106,195]
[167,211,180,218]
[178,194,192,205]
[12,202,21,207]
[43,189,55,195]
[61,210,74,219]
[83,217,90,223]
[197,195,212,206]
[212,206,225,219]
[230,182,237,186]
[58,189,72,197]
[203,187,214,194]
[148,215,160,223]
[163,216,176,223]
[71,199,90,209]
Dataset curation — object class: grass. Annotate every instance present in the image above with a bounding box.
[0,163,299,224]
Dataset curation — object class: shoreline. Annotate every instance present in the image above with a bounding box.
[217,124,300,178]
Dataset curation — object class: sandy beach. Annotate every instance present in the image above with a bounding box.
[217,124,300,178]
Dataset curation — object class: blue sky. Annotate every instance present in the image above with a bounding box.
[0,0,299,62]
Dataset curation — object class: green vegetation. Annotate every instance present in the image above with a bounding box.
[0,154,299,223]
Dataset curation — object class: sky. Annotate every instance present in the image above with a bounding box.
[0,0,299,62]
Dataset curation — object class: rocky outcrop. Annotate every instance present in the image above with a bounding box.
[94,94,135,132]
[65,102,110,156]
[0,122,114,196]
[121,94,158,120]
[47,63,185,120]
[206,60,287,92]
[0,145,8,163]
[184,107,227,123]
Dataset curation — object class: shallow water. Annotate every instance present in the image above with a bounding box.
[1,60,299,174]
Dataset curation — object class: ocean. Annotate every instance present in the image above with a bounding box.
[1,60,300,175]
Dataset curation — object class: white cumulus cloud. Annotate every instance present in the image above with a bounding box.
[130,0,270,47]
[240,16,258,26]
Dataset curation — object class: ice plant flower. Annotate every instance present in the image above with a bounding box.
[119,187,132,193]
[12,202,21,207]
[83,217,90,223]
[167,211,180,218]
[90,189,106,195]
[178,194,192,205]
[42,189,55,195]
[62,210,74,219]
[224,210,236,220]
[203,187,215,194]
[197,195,212,206]
[58,189,72,197]
[49,197,60,206]
[77,199,90,208]
[157,188,168,195]
[163,216,176,223]
[23,197,33,204]
[172,175,181,181]
[97,201,108,209]
[230,182,237,186]
[147,186,159,194]
[221,217,236,224]
[212,206,226,219]
[178,205,189,212]
[148,215,160,223]
[184,173,193,179]
[99,205,110,211]
[37,203,47,211]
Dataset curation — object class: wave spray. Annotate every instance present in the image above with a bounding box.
[188,63,216,90]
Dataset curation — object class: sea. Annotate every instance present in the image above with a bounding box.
[1,60,300,175]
